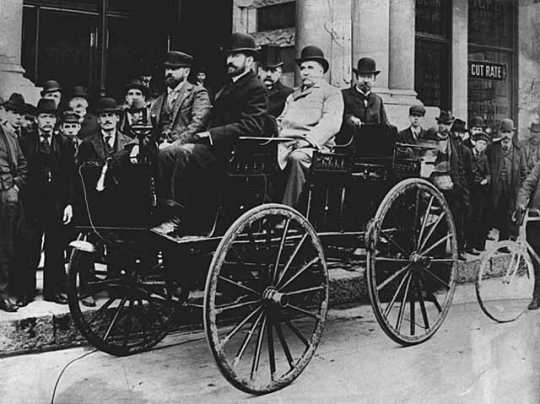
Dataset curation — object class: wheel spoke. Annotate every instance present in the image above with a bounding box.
[103,297,127,341]
[412,189,421,247]
[233,311,264,367]
[383,270,411,318]
[377,264,411,292]
[123,299,134,347]
[276,233,308,286]
[286,304,321,320]
[220,306,263,348]
[380,232,407,256]
[415,276,430,330]
[267,318,276,380]
[284,318,309,348]
[396,272,412,332]
[284,285,325,296]
[421,267,450,289]
[218,275,259,296]
[272,218,291,284]
[417,196,435,250]
[279,257,320,290]
[374,257,410,263]
[410,284,415,336]
[87,297,116,325]
[215,299,262,315]
[275,322,294,369]
[420,234,452,257]
[418,212,446,252]
[250,316,267,380]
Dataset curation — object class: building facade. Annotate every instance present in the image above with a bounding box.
[0,0,539,136]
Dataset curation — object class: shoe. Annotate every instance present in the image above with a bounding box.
[528,295,540,310]
[44,292,68,305]
[81,295,96,307]
[151,217,182,238]
[0,294,18,312]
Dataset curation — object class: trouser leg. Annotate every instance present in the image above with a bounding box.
[17,215,42,299]
[42,209,66,297]
[282,150,311,207]
[0,192,18,296]
[526,223,540,299]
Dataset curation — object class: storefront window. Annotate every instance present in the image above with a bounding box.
[257,2,295,32]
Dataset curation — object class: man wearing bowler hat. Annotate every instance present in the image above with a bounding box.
[521,122,540,175]
[258,44,293,117]
[68,86,99,139]
[488,118,527,241]
[397,104,427,144]
[150,51,211,147]
[153,32,268,237]
[41,80,62,109]
[341,57,390,136]
[17,98,76,305]
[276,45,344,207]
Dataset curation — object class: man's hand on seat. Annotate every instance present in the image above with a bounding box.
[348,116,362,127]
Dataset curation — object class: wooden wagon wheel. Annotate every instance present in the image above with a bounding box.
[204,204,328,394]
[67,231,177,356]
[366,178,457,345]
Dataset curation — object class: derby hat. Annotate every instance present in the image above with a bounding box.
[530,123,540,133]
[259,44,283,69]
[409,104,426,117]
[224,32,260,55]
[62,111,80,124]
[70,86,88,100]
[436,110,455,125]
[36,98,57,115]
[24,103,37,117]
[124,79,148,95]
[95,97,121,114]
[163,51,194,69]
[40,80,62,96]
[499,118,515,132]
[452,118,467,133]
[3,93,26,114]
[470,115,485,128]
[295,45,329,73]
[353,57,380,76]
[473,131,490,143]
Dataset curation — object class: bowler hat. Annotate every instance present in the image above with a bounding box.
[452,118,467,133]
[62,111,80,124]
[41,80,62,96]
[259,44,283,69]
[24,103,37,117]
[224,32,260,55]
[70,86,88,100]
[530,123,540,133]
[409,104,426,117]
[295,45,329,73]
[473,131,490,143]
[124,79,147,95]
[36,98,57,115]
[470,115,485,128]
[3,93,26,114]
[499,118,515,132]
[163,51,193,69]
[129,98,147,112]
[436,110,455,125]
[353,57,380,76]
[95,97,121,114]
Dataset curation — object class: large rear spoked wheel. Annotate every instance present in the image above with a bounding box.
[366,179,457,345]
[67,232,176,356]
[476,240,534,323]
[204,204,328,394]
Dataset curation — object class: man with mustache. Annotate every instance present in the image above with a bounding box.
[258,44,293,117]
[17,99,76,306]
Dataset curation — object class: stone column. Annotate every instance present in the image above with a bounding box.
[0,0,40,103]
[451,0,468,121]
[389,0,415,91]
[295,0,352,88]
[232,0,257,34]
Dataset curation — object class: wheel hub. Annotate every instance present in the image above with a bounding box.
[262,287,288,307]
[409,252,432,267]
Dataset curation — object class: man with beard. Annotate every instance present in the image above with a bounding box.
[258,44,293,117]
[150,51,211,147]
[341,57,390,137]
[17,99,75,305]
[153,32,268,237]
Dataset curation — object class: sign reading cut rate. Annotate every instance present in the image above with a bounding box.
[469,61,506,80]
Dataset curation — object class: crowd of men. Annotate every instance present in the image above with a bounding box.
[1,32,540,313]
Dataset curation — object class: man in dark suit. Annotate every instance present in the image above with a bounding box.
[119,79,152,136]
[341,57,390,137]
[489,118,527,241]
[153,32,268,236]
[0,122,27,311]
[67,86,99,140]
[17,99,76,305]
[258,44,293,118]
[2,93,26,140]
[397,105,427,144]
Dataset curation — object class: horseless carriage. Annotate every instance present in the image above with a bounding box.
[67,120,458,394]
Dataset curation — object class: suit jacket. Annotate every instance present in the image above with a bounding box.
[19,129,76,216]
[77,129,132,164]
[341,87,390,134]
[471,149,491,188]
[208,71,268,156]
[397,126,426,144]
[517,160,540,210]
[520,136,540,175]
[150,81,211,144]
[267,81,294,118]
[0,124,27,191]
[489,142,527,209]
[77,113,100,140]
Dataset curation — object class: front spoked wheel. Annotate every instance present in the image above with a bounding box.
[476,240,534,323]
[366,179,457,345]
[204,204,328,394]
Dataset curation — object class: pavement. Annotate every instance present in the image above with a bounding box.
[1,283,539,404]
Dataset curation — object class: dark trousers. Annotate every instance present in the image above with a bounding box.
[17,197,66,298]
[526,222,540,298]
[492,191,515,241]
[466,186,489,250]
[282,149,311,207]
[0,188,20,296]
[444,190,467,253]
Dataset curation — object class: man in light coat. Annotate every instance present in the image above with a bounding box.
[278,45,344,207]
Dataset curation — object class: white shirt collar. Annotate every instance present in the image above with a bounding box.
[101,129,116,145]
[355,87,371,97]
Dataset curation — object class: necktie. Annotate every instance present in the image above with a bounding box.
[104,135,113,154]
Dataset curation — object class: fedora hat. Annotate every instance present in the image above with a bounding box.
[95,97,121,114]
[409,104,426,117]
[124,79,148,95]
[259,44,283,69]
[163,51,193,69]
[295,45,329,73]
[451,118,467,133]
[470,115,485,128]
[62,110,80,124]
[36,98,57,115]
[24,103,37,117]
[224,32,260,55]
[3,93,26,114]
[353,57,380,76]
[436,110,455,125]
[41,80,62,96]
[499,118,515,132]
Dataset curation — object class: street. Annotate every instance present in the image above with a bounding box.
[1,285,540,404]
